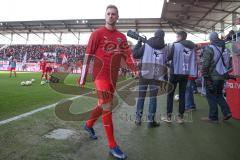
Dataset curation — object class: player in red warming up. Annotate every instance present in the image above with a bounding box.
[80,5,138,160]
[40,58,48,80]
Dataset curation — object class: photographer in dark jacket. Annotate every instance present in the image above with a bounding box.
[201,32,232,123]
[133,29,167,128]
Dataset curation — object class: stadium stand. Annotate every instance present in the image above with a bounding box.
[0,45,86,63]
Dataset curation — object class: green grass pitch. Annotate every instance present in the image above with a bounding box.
[0,71,95,120]
[0,71,240,160]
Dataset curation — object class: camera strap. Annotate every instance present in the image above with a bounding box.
[212,45,227,68]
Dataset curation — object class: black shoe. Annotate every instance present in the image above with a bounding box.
[135,120,141,126]
[185,107,196,112]
[148,121,160,128]
[201,117,219,124]
[193,90,198,94]
[223,114,232,121]
[191,107,197,111]
[161,116,172,123]
[135,118,141,126]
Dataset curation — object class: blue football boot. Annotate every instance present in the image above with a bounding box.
[83,123,98,140]
[109,146,127,159]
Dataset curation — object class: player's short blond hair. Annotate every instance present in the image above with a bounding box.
[106,5,119,16]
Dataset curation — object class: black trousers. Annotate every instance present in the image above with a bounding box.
[167,74,188,118]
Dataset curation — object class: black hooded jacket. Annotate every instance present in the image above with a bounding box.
[133,36,165,59]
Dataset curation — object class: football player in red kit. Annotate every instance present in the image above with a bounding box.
[40,59,47,80]
[45,63,54,81]
[80,5,137,160]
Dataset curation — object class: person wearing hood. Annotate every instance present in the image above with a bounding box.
[133,29,167,128]
[201,32,232,123]
[162,31,197,124]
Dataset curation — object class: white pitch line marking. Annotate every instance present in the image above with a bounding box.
[0,79,132,126]
[0,94,86,126]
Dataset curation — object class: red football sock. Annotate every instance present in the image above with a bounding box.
[86,105,103,128]
[102,110,117,149]
[45,74,48,80]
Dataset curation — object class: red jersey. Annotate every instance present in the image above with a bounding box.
[40,61,47,71]
[85,26,136,83]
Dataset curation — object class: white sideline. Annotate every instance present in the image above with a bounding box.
[0,79,132,126]
[0,94,86,126]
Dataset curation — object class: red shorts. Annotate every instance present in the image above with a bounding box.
[46,67,52,73]
[42,69,46,73]
[10,67,16,71]
[94,79,116,104]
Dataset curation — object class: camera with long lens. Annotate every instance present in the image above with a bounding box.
[127,30,147,43]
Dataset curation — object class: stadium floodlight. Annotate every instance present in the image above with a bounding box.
[82,20,88,24]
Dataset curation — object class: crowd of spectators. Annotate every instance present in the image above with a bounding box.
[0,45,86,63]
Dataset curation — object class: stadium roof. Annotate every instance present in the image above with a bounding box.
[0,18,168,34]
[0,0,239,35]
[162,0,240,33]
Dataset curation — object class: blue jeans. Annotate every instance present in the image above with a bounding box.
[136,78,159,122]
[192,80,198,93]
[185,80,196,109]
[167,74,188,118]
[205,80,231,121]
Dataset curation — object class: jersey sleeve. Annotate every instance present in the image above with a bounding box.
[86,31,99,55]
[126,48,138,72]
[80,31,99,85]
[122,36,137,72]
